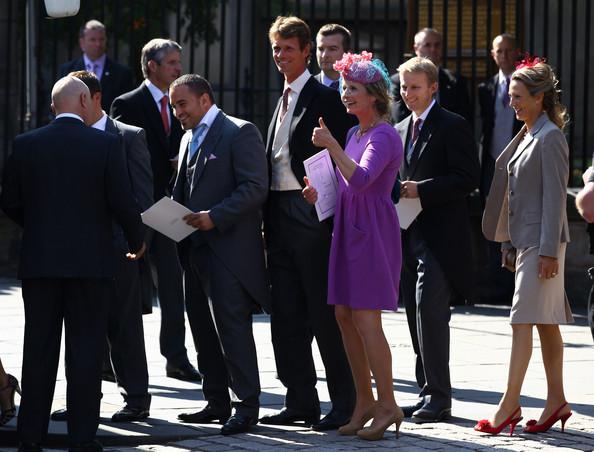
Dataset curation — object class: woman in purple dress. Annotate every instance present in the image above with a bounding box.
[303,51,403,441]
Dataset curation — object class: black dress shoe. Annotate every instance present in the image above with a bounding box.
[50,407,67,422]
[411,404,451,423]
[18,443,42,452]
[402,400,425,418]
[178,404,231,424]
[166,362,202,382]
[68,440,103,451]
[111,406,150,422]
[220,414,257,435]
[259,407,320,427]
[311,409,351,431]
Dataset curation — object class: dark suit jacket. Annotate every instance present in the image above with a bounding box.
[391,67,472,124]
[111,83,183,200]
[478,73,523,196]
[265,76,355,189]
[396,105,480,297]
[1,117,143,279]
[59,56,134,113]
[105,116,155,313]
[172,111,270,311]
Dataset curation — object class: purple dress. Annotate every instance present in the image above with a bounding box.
[328,123,403,310]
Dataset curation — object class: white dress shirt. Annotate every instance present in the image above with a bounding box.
[270,69,311,191]
[90,112,108,131]
[55,113,84,122]
[185,104,220,163]
[144,79,171,125]
[83,53,106,80]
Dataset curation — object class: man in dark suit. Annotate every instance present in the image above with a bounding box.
[169,74,269,435]
[395,57,479,423]
[47,70,153,423]
[478,33,521,305]
[259,16,355,432]
[59,20,134,113]
[313,23,351,90]
[1,76,145,451]
[111,39,201,382]
[390,28,472,124]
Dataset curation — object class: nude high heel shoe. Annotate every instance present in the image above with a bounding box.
[338,405,375,436]
[356,406,404,441]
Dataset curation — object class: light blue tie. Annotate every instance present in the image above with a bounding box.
[188,124,207,162]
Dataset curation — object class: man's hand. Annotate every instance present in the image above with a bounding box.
[126,242,146,261]
[538,255,559,279]
[183,211,215,231]
[400,180,419,198]
[302,176,318,205]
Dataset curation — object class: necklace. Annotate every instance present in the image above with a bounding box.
[356,118,383,142]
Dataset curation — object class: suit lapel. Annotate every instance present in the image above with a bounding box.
[489,74,499,114]
[266,97,282,155]
[288,77,316,151]
[396,117,411,179]
[104,116,118,135]
[190,111,225,193]
[507,114,548,168]
[407,105,439,178]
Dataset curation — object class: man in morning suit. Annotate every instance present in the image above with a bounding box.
[314,23,351,90]
[390,28,472,124]
[0,76,145,451]
[111,39,201,382]
[59,20,134,113]
[259,16,355,432]
[47,70,153,423]
[395,57,479,423]
[478,34,521,304]
[169,74,269,435]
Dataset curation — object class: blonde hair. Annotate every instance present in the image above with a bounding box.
[397,56,438,85]
[512,62,568,130]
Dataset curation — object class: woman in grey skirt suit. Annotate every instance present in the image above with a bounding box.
[476,60,573,436]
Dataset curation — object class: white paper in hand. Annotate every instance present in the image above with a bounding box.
[303,149,339,221]
[141,197,196,242]
[395,197,422,230]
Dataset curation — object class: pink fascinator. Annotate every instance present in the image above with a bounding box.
[515,53,547,70]
[333,51,392,89]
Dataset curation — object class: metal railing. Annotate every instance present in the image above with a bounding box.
[1,0,592,184]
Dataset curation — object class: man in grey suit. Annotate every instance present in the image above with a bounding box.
[49,70,153,423]
[169,74,269,435]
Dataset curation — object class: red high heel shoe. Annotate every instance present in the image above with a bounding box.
[523,402,572,433]
[0,374,22,426]
[474,407,523,436]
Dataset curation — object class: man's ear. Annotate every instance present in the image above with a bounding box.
[147,60,157,74]
[50,103,56,116]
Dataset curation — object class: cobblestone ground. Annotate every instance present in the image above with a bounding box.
[1,278,593,451]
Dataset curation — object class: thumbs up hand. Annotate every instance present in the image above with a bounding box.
[312,116,337,149]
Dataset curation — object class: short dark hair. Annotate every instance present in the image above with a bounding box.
[69,70,101,96]
[317,23,352,52]
[268,16,311,51]
[170,74,215,103]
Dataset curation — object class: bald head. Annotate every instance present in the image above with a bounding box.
[414,28,443,66]
[51,76,91,122]
[491,34,518,75]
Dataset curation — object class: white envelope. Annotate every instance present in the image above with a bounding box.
[395,197,422,230]
[303,149,339,221]
[141,197,196,242]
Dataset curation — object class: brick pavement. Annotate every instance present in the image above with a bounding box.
[1,278,593,451]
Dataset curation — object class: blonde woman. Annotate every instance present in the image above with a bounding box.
[476,59,573,436]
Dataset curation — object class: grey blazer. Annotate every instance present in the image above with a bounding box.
[172,111,270,311]
[482,113,569,258]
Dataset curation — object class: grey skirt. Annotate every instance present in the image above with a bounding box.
[510,243,574,324]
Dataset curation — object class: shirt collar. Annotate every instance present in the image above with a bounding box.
[193,104,220,134]
[83,53,106,68]
[284,69,311,95]
[91,111,108,131]
[412,99,436,123]
[498,69,511,85]
[322,72,340,88]
[55,113,84,123]
[144,79,168,104]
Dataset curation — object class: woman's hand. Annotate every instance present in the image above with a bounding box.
[538,255,559,279]
[302,176,318,205]
[312,117,338,150]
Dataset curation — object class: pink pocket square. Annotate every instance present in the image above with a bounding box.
[207,154,218,160]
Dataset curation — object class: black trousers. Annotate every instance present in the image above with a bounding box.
[150,231,190,366]
[183,244,261,418]
[401,224,453,408]
[266,191,355,413]
[107,241,150,409]
[18,278,110,445]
